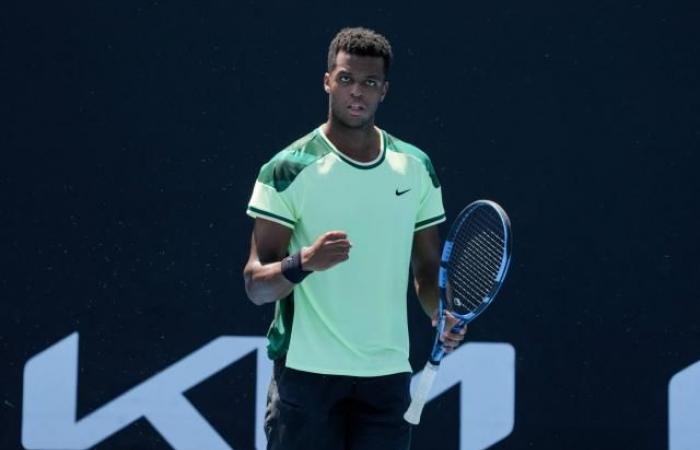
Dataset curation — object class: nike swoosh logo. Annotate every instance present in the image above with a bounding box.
[395,188,411,196]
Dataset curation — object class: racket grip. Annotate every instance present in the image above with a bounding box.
[403,361,439,425]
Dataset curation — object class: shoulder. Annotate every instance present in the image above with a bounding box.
[257,130,332,192]
[383,131,440,188]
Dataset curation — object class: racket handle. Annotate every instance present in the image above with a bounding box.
[403,361,439,425]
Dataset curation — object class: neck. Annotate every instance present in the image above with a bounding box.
[322,119,380,163]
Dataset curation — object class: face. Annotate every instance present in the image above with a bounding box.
[324,50,389,130]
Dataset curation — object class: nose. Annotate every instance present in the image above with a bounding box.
[350,83,362,97]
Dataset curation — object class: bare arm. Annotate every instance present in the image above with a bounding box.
[243,218,294,305]
[243,218,352,305]
[411,226,442,318]
[411,225,466,352]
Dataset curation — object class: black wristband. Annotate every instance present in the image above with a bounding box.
[281,250,312,284]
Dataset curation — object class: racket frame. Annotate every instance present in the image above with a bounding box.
[404,199,512,425]
[430,199,512,364]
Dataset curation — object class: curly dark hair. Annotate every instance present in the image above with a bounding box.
[327,27,393,76]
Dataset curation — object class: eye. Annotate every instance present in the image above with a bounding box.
[339,75,351,84]
[365,79,378,87]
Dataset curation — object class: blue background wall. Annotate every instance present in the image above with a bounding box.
[2,1,699,449]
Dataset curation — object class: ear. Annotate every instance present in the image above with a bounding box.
[323,73,331,93]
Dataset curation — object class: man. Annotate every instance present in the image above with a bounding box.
[243,27,466,450]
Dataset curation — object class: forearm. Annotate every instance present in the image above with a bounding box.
[411,226,442,319]
[243,226,350,305]
[414,275,440,318]
[244,259,295,305]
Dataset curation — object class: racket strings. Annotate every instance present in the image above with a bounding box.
[451,243,502,310]
[456,222,504,278]
[448,208,506,315]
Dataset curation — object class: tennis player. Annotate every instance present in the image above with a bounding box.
[244,27,466,450]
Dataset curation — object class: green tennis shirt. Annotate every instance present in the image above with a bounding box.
[247,126,445,376]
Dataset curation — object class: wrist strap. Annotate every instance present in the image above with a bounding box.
[281,250,312,284]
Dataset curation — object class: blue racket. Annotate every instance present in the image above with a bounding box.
[404,199,512,425]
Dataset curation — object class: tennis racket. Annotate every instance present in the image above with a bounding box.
[404,199,512,425]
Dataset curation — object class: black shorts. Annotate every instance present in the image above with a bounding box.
[265,359,412,450]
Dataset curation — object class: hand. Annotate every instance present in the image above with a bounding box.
[431,310,467,353]
[301,231,352,271]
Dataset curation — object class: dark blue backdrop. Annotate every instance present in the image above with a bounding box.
[2,1,699,449]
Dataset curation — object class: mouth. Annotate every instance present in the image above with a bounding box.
[348,104,366,116]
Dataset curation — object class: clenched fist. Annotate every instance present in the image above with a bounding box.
[301,231,352,271]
